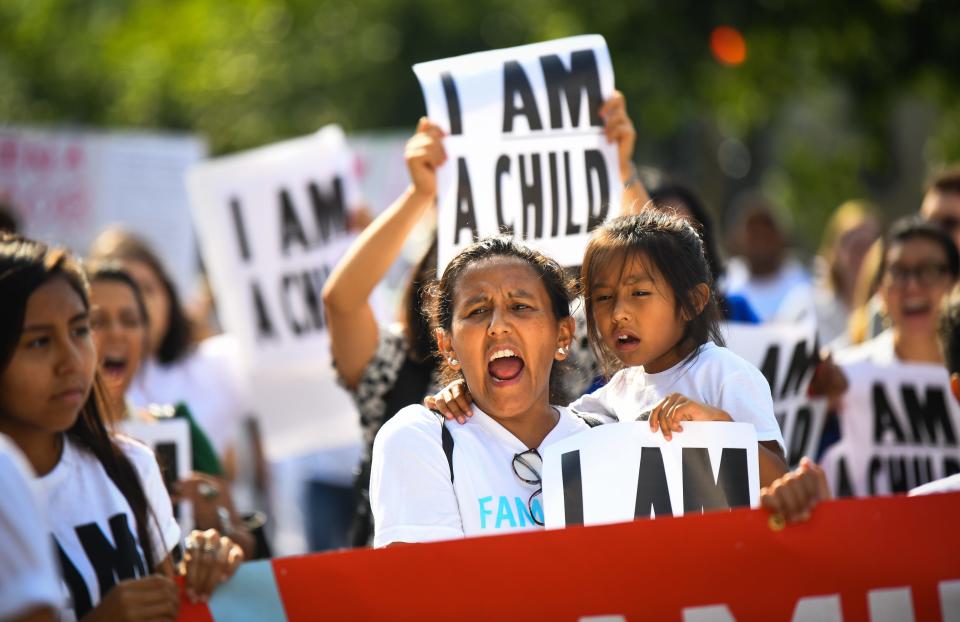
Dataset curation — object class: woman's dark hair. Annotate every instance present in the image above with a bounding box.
[425,236,576,404]
[403,234,439,363]
[0,233,159,573]
[648,181,725,283]
[581,211,725,377]
[89,228,193,365]
[882,216,960,280]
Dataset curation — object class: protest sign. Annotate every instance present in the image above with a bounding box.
[822,360,960,497]
[187,125,360,368]
[0,127,204,294]
[177,492,960,622]
[723,321,828,467]
[413,35,622,271]
[541,422,759,528]
[122,418,193,531]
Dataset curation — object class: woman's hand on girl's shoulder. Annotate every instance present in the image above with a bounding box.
[648,393,733,440]
[761,457,831,524]
[182,529,244,604]
[81,575,179,622]
[423,378,473,424]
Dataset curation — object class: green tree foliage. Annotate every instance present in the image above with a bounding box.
[1,0,958,247]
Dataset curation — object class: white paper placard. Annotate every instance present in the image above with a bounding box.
[542,421,759,528]
[723,321,828,467]
[122,418,193,532]
[821,361,960,497]
[413,35,622,271]
[186,125,359,368]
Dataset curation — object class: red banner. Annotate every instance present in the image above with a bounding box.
[179,492,960,621]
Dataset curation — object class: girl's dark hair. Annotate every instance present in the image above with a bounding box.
[581,211,725,377]
[0,233,159,573]
[648,182,725,283]
[89,228,193,365]
[425,236,576,404]
[403,234,439,363]
[883,216,960,280]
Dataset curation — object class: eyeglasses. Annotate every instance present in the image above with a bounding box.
[883,263,952,288]
[512,448,544,526]
[932,216,960,234]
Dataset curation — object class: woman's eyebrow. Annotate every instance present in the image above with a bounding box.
[24,311,89,332]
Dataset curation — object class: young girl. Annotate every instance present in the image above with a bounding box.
[431,211,789,486]
[0,234,242,620]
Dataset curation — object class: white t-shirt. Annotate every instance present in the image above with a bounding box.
[36,435,181,622]
[371,404,589,548]
[128,333,248,455]
[569,341,785,450]
[0,434,62,619]
[725,258,812,323]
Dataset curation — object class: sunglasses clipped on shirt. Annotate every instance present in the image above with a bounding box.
[512,448,545,526]
[882,262,952,289]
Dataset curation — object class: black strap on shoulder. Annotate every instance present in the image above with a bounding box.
[579,414,604,428]
[440,421,455,482]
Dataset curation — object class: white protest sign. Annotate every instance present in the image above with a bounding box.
[542,422,759,528]
[121,418,193,532]
[723,321,827,467]
[821,361,960,497]
[187,125,359,368]
[413,35,622,271]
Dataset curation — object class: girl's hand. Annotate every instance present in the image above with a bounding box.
[648,393,733,440]
[423,378,473,424]
[82,575,179,622]
[599,90,636,185]
[761,457,831,524]
[405,118,447,199]
[182,529,244,604]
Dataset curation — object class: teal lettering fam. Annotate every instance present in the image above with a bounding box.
[478,496,544,529]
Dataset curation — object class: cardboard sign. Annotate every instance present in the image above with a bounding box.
[723,321,828,467]
[121,418,193,531]
[541,422,759,528]
[177,493,960,622]
[413,35,622,271]
[822,360,960,497]
[187,126,360,368]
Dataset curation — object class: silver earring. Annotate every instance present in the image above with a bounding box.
[557,347,567,356]
[449,358,459,366]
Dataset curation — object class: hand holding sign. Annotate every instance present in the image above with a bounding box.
[648,392,734,440]
[406,118,447,199]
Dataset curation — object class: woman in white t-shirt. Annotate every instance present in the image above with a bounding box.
[370,237,591,547]
[0,234,243,621]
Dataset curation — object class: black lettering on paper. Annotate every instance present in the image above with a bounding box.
[307,176,347,244]
[584,149,609,230]
[901,385,957,446]
[251,281,276,340]
[455,158,478,244]
[560,450,584,525]
[872,383,907,444]
[229,197,252,262]
[539,50,603,129]
[562,152,580,235]
[787,405,812,466]
[279,189,308,255]
[548,153,561,237]
[495,155,514,234]
[76,514,146,597]
[682,447,750,513]
[502,61,543,133]
[440,71,464,135]
[519,154,543,238]
[634,447,673,519]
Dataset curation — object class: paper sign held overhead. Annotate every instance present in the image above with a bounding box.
[413,35,622,272]
[187,126,360,368]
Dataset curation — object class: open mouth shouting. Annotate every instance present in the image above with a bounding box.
[488,347,525,385]
[613,330,640,351]
[100,354,129,382]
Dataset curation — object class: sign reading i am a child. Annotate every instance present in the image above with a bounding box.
[413,35,622,271]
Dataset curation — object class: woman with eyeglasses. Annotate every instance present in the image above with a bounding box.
[369,237,592,547]
[825,218,960,494]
